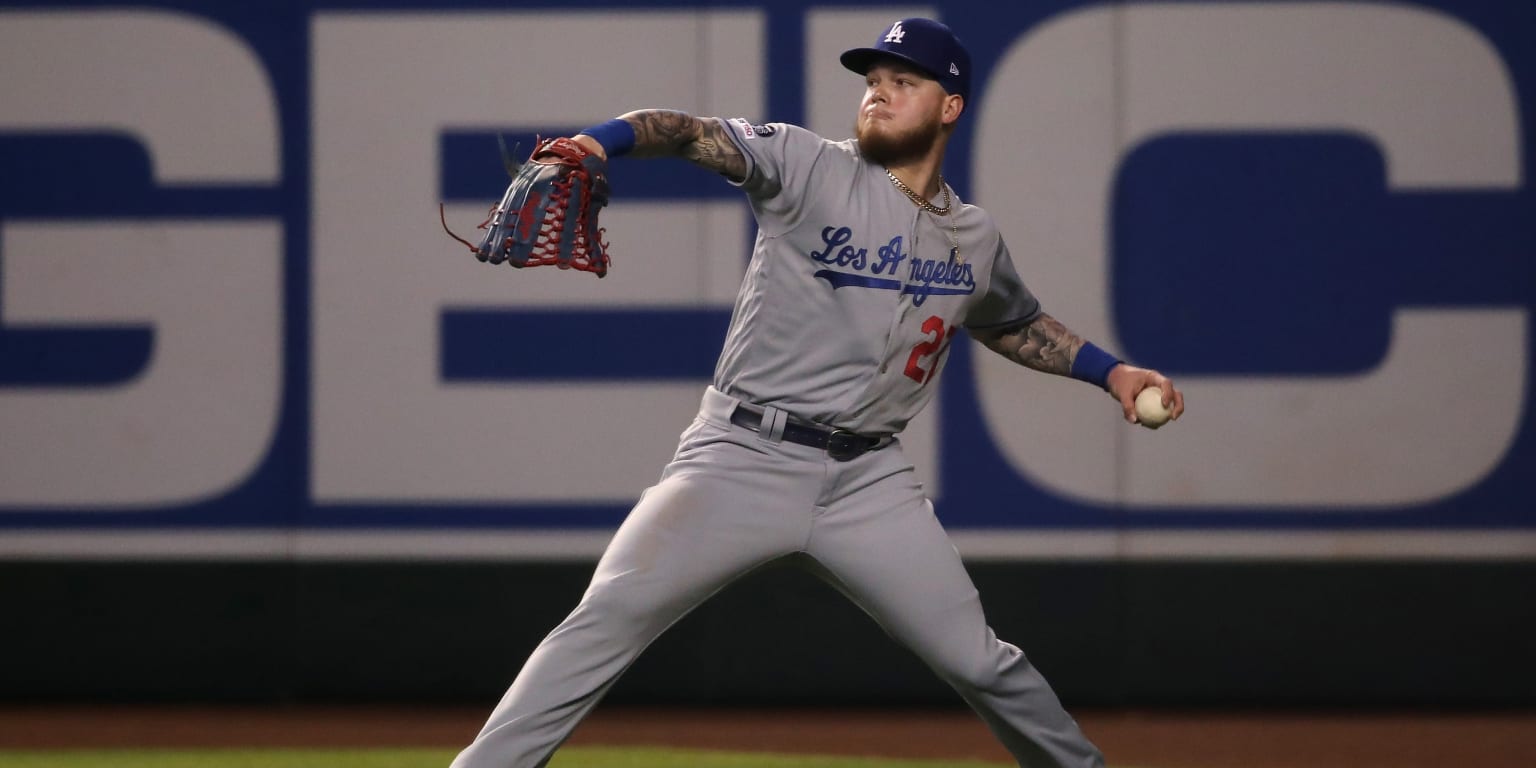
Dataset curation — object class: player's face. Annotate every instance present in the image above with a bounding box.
[854,61,950,166]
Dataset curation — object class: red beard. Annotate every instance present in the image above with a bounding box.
[855,111,943,166]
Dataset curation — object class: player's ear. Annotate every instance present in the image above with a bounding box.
[942,93,964,125]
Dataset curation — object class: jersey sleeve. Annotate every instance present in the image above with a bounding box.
[716,117,829,235]
[963,234,1043,331]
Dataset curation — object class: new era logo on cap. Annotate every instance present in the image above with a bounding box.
[840,17,972,101]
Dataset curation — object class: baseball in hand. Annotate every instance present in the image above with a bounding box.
[1134,387,1173,429]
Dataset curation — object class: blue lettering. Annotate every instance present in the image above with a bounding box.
[811,226,853,264]
[838,244,869,270]
[913,259,934,283]
[873,236,906,275]
[811,229,977,307]
[903,254,978,306]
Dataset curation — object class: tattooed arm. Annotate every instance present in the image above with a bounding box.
[972,313,1187,424]
[569,110,748,182]
[624,110,747,180]
[972,313,1084,376]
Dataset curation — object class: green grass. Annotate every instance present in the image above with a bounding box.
[0,747,1012,768]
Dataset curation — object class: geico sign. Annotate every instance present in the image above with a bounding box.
[0,5,1524,513]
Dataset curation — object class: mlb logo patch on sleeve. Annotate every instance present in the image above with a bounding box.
[729,117,775,138]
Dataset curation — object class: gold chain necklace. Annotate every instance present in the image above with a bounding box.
[886,170,961,263]
[886,170,949,215]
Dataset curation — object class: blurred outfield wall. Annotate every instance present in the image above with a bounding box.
[1,1,1532,705]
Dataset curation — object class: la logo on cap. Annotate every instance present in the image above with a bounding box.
[884,21,906,43]
[949,62,960,75]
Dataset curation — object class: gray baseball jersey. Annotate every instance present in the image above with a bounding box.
[451,118,1104,768]
[713,117,1041,436]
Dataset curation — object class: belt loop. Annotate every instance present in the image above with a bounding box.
[758,405,788,444]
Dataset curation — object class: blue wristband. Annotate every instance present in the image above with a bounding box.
[577,118,636,158]
[1070,342,1122,389]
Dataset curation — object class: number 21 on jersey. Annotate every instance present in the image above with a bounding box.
[904,316,957,384]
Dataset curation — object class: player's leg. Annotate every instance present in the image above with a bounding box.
[452,416,820,768]
[803,449,1105,768]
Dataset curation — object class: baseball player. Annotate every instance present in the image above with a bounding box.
[451,17,1184,768]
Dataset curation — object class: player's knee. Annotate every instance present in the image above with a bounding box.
[945,639,1028,693]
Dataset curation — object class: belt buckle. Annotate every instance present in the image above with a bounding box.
[825,429,868,462]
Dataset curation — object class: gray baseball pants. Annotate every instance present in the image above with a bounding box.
[450,386,1104,768]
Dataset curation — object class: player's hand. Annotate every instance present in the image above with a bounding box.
[1106,364,1185,425]
[571,134,607,161]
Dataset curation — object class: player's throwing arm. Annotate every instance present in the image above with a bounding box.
[971,313,1186,428]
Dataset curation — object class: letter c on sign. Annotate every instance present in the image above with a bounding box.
[972,2,1524,508]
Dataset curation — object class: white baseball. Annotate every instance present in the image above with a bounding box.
[1134,387,1173,429]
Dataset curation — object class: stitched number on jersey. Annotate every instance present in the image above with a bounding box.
[904,316,956,384]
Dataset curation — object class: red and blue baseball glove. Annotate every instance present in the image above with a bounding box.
[443,137,612,277]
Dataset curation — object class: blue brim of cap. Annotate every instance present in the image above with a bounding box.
[842,47,969,100]
[840,48,942,82]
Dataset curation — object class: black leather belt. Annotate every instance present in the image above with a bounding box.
[729,404,886,462]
